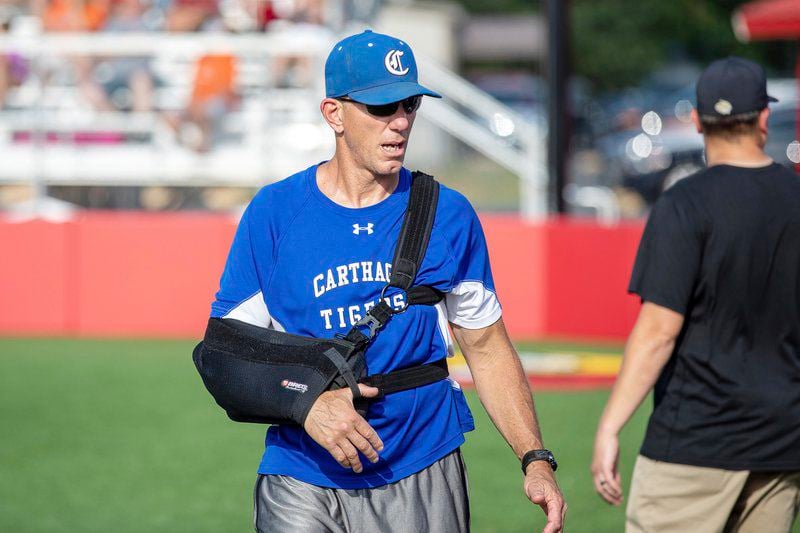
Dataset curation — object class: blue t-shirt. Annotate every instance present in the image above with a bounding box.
[211,164,502,489]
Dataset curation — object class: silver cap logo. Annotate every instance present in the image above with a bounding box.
[714,99,733,115]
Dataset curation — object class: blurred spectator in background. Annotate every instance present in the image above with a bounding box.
[165,0,217,31]
[91,0,155,112]
[270,0,328,88]
[254,0,278,30]
[287,0,324,25]
[212,0,273,32]
[165,51,237,151]
[42,0,109,31]
[0,4,29,109]
[40,0,112,111]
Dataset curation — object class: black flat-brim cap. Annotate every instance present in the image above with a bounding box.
[696,56,778,118]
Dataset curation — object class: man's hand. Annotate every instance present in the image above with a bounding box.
[524,463,567,533]
[591,429,623,505]
[303,384,383,473]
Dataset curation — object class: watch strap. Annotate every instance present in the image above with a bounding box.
[521,449,557,473]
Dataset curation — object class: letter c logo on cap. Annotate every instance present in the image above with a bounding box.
[385,50,409,76]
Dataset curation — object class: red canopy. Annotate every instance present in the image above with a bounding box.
[733,0,800,41]
[733,0,800,173]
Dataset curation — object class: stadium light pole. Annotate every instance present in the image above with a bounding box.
[546,0,570,214]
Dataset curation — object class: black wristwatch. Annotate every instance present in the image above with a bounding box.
[521,449,558,473]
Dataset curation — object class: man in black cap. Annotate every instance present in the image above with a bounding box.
[591,56,800,532]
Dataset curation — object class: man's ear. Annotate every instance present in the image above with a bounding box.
[758,107,770,136]
[321,98,345,134]
[690,108,703,134]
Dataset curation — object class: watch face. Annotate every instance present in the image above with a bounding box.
[547,452,558,471]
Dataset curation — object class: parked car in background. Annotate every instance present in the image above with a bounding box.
[468,71,596,147]
[469,72,547,128]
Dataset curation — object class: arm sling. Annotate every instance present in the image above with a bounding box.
[192,172,450,425]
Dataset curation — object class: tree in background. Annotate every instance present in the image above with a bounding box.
[571,0,793,90]
[456,0,795,90]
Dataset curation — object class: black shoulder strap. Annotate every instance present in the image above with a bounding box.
[342,172,451,396]
[389,171,439,291]
[342,171,441,347]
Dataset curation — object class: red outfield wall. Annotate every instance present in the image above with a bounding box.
[0,212,643,341]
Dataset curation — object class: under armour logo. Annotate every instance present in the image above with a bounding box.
[384,50,409,76]
[353,223,374,235]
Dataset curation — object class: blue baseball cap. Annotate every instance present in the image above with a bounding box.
[325,30,441,105]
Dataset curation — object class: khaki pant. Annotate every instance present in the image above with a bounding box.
[626,455,800,533]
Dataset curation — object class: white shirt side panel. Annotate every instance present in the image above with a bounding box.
[445,280,502,329]
[222,291,285,331]
[434,300,455,357]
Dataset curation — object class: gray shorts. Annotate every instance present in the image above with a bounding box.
[253,449,470,532]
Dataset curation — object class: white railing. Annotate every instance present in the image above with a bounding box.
[0,30,334,189]
[418,60,547,218]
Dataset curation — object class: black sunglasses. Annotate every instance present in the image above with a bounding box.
[338,95,422,117]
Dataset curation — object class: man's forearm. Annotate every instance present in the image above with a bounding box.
[454,319,544,458]
[597,302,682,436]
[456,318,566,531]
[475,350,544,458]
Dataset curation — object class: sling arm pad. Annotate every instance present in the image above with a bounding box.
[192,317,366,426]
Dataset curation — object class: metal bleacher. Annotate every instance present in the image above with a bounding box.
[0,23,548,218]
[0,29,334,186]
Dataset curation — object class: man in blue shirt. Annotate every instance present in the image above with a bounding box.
[210,30,565,532]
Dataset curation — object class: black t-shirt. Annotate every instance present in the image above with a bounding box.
[629,162,800,471]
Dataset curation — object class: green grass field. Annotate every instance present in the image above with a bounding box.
[1,337,791,532]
